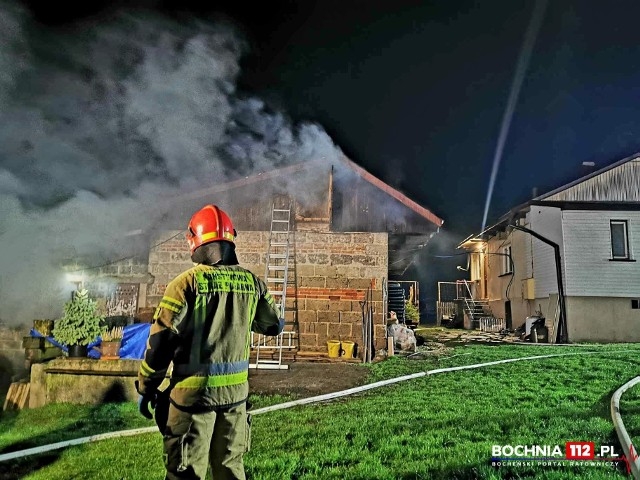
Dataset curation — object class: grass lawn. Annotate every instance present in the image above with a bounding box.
[1,343,639,479]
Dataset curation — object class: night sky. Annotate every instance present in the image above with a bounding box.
[186,0,640,234]
[24,0,640,234]
[14,0,640,314]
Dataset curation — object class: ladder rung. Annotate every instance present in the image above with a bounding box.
[272,219,289,223]
[268,265,286,270]
[250,364,289,370]
[270,291,284,296]
[269,253,287,258]
[272,209,290,213]
[267,278,285,283]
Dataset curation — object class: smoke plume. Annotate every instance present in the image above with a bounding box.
[0,2,341,325]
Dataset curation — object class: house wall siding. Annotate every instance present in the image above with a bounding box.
[147,229,388,353]
[561,210,640,297]
[545,158,640,202]
[528,206,564,298]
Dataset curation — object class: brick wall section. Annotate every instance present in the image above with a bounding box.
[146,229,388,354]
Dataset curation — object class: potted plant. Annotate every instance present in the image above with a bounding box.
[99,326,124,360]
[404,300,420,326]
[53,289,105,358]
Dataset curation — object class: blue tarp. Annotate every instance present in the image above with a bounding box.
[30,323,150,359]
[117,323,150,359]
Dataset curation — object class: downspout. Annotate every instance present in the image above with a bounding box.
[509,224,568,343]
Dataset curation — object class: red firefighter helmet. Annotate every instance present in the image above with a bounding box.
[186,205,236,254]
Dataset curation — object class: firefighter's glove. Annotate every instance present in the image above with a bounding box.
[135,380,157,420]
[138,393,157,419]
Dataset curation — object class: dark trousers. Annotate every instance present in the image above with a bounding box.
[163,402,250,480]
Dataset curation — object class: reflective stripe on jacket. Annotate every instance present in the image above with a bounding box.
[137,264,280,409]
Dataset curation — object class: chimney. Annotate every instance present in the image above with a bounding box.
[581,161,596,176]
[532,186,538,198]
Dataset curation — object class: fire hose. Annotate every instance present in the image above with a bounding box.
[611,376,640,479]
[0,348,637,463]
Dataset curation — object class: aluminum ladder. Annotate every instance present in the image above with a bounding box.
[250,202,294,369]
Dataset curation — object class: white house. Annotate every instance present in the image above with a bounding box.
[459,154,640,343]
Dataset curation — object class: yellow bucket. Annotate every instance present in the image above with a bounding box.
[341,341,355,358]
[327,340,341,358]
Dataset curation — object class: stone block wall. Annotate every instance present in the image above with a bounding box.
[146,232,195,307]
[0,326,27,370]
[0,325,29,399]
[291,231,387,353]
[94,257,150,278]
[146,228,389,354]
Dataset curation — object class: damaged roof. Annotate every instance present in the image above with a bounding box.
[176,156,444,228]
[339,156,443,227]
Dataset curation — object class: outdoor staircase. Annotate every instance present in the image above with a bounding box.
[460,281,504,331]
[463,298,505,332]
[463,298,491,322]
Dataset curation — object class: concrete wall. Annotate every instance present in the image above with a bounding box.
[30,359,140,407]
[147,227,388,353]
[566,296,640,342]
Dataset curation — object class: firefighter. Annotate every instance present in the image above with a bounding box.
[136,204,283,480]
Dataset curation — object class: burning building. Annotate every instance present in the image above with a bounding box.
[86,155,443,358]
[0,6,444,362]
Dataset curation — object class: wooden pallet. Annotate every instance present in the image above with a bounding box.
[3,382,30,411]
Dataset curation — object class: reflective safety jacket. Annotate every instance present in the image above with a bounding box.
[137,264,281,409]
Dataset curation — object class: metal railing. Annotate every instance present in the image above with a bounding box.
[437,280,497,329]
[479,317,505,332]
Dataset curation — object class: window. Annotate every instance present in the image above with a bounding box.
[501,245,513,275]
[610,220,630,260]
[632,299,640,309]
